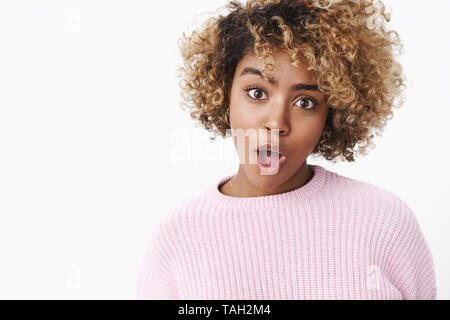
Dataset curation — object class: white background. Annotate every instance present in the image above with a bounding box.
[0,0,448,299]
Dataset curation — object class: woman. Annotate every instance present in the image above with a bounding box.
[137,0,436,300]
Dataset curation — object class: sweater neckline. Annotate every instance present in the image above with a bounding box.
[206,164,327,209]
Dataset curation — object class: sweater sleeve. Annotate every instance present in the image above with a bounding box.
[384,199,437,300]
[137,217,178,300]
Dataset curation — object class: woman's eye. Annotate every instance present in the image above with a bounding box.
[245,88,267,100]
[244,88,318,110]
[295,97,317,110]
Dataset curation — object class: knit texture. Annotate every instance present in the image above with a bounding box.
[137,164,437,300]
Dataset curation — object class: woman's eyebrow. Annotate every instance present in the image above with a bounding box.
[239,67,320,92]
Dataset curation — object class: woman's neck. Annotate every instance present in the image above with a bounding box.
[219,162,314,198]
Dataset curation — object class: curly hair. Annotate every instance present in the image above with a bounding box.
[176,0,405,162]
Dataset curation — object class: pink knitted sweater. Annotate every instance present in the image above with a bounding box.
[137,164,437,300]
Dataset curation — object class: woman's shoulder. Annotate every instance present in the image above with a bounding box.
[327,168,402,199]
[145,184,220,257]
[325,167,417,221]
[154,186,209,228]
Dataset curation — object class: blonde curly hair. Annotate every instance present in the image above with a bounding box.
[176,0,405,162]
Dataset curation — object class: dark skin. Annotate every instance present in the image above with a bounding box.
[219,48,330,197]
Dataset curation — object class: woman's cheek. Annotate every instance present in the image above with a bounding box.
[231,102,262,130]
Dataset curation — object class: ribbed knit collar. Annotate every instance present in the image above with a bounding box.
[205,164,327,209]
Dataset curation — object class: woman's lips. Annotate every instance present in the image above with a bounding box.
[256,144,285,157]
[256,149,287,169]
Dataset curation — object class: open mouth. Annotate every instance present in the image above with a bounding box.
[258,149,279,166]
[255,145,286,169]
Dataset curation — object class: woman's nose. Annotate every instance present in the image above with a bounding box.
[264,102,290,136]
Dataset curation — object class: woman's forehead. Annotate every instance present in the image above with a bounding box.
[235,51,316,84]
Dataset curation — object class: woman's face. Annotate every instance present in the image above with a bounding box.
[228,48,330,191]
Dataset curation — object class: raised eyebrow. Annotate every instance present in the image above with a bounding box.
[239,67,320,92]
